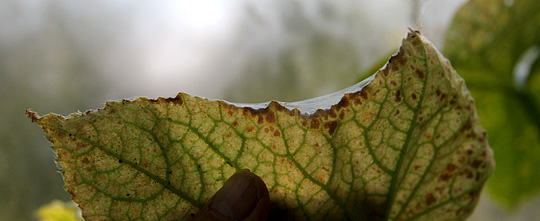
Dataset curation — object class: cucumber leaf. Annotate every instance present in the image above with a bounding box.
[28,30,494,220]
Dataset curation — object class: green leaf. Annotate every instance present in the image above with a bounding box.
[28,31,494,220]
[444,0,540,209]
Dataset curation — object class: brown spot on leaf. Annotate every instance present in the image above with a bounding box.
[164,94,184,105]
[395,89,402,102]
[327,108,337,119]
[392,49,406,66]
[353,97,363,106]
[360,90,369,100]
[273,130,281,137]
[324,121,338,135]
[445,163,457,172]
[54,129,67,139]
[336,96,350,110]
[248,102,281,124]
[67,188,76,198]
[265,111,276,123]
[466,170,474,179]
[412,93,418,100]
[415,69,424,80]
[381,69,389,77]
[479,132,487,142]
[471,160,482,169]
[434,186,445,194]
[425,193,436,206]
[82,157,90,164]
[468,189,481,199]
[242,108,250,117]
[456,207,472,217]
[449,96,457,106]
[440,93,447,101]
[439,173,452,182]
[310,119,320,130]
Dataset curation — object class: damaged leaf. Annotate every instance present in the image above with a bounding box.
[28,30,494,220]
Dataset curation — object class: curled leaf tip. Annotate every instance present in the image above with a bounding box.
[26,109,40,122]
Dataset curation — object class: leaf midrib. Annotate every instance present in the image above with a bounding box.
[383,38,430,220]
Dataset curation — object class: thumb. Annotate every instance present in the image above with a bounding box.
[193,169,270,221]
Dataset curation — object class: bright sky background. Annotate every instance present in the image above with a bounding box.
[0,0,466,100]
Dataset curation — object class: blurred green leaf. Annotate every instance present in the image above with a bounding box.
[444,0,540,209]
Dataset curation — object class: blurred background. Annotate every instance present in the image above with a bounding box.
[1,0,538,220]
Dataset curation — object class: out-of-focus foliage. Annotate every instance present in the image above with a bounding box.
[444,0,540,209]
[35,200,81,221]
[0,1,109,220]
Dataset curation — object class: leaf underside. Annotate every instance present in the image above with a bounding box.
[28,31,494,221]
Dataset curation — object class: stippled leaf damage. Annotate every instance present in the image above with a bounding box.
[28,30,494,220]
